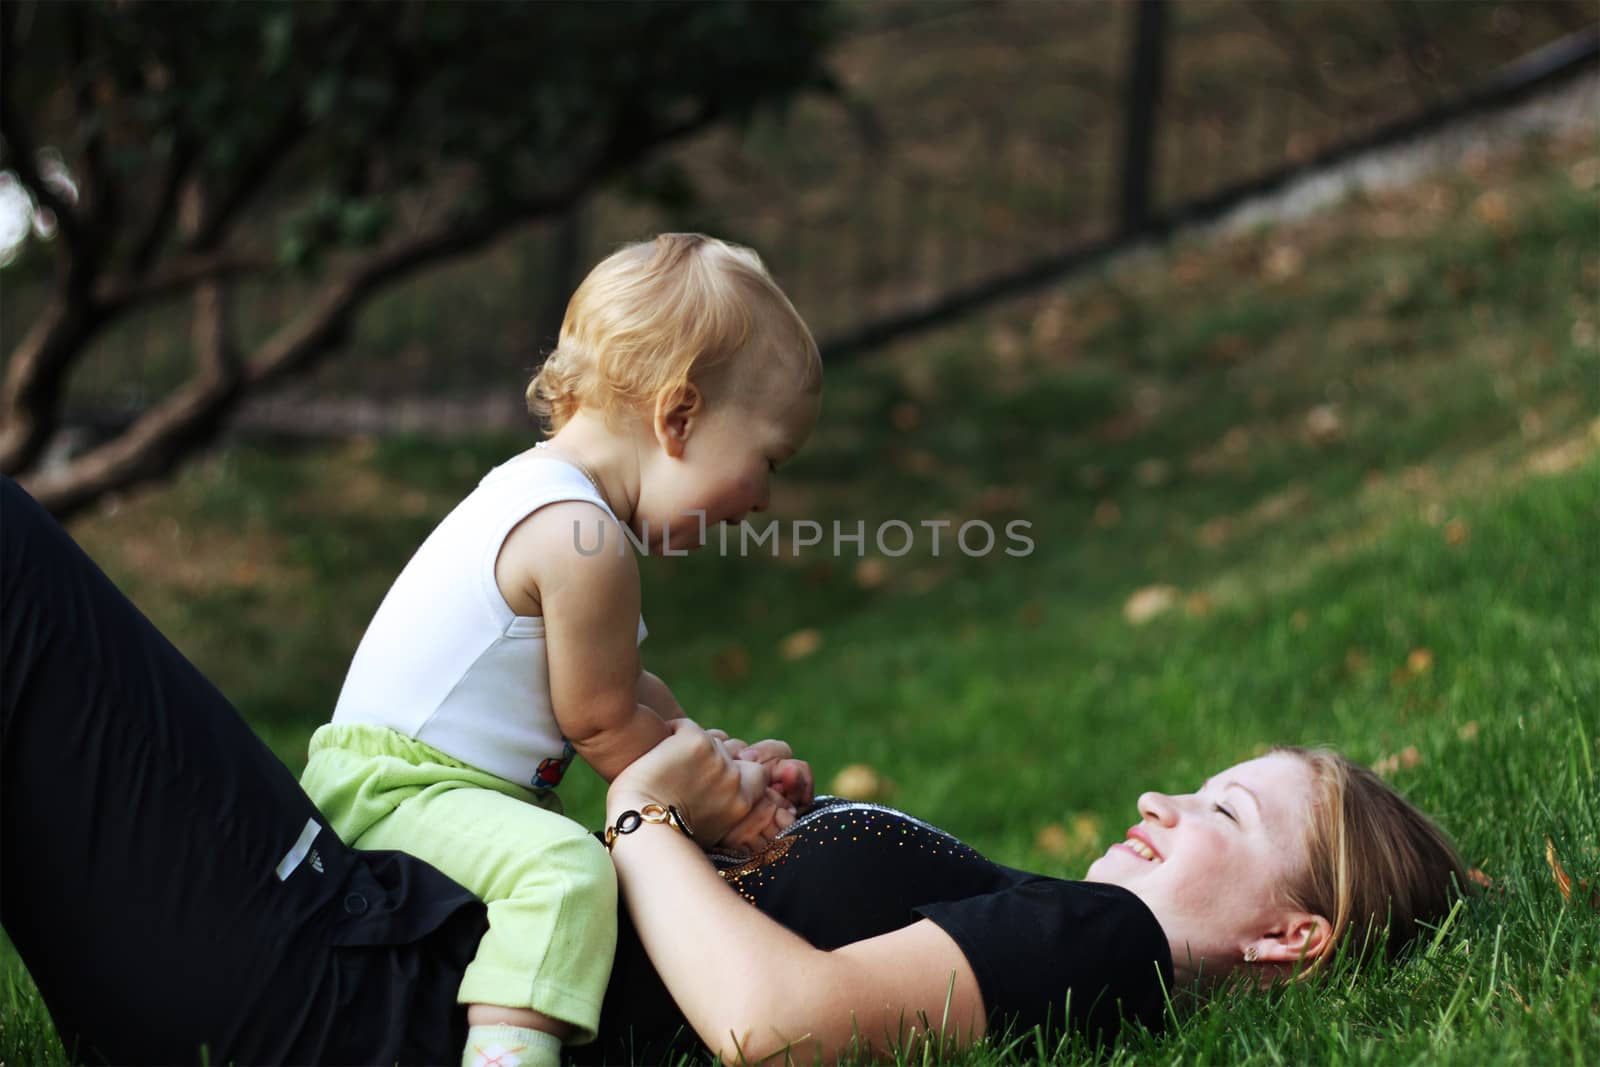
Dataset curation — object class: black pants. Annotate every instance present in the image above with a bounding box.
[0,478,488,1065]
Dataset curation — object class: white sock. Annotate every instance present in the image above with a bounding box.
[462,1024,561,1067]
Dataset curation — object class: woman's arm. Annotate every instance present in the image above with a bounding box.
[608,727,987,1063]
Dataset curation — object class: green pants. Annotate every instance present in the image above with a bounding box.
[300,723,616,1041]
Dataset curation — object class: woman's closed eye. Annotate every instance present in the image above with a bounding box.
[1214,803,1238,823]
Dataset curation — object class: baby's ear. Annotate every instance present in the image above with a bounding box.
[652,380,704,457]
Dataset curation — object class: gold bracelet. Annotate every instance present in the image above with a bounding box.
[604,803,692,851]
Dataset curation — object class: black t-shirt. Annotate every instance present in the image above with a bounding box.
[588,798,1173,1064]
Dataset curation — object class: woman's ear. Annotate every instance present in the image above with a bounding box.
[1250,912,1332,967]
[652,381,703,459]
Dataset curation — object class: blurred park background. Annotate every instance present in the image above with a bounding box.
[3,1,1598,1063]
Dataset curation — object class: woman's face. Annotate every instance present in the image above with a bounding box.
[1084,752,1324,984]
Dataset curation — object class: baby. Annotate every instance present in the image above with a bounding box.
[301,234,822,1067]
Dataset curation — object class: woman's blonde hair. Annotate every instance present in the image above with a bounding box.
[1276,746,1468,974]
[528,233,821,432]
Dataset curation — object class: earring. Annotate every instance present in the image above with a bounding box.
[1244,946,1259,963]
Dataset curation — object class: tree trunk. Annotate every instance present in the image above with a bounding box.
[0,297,106,477]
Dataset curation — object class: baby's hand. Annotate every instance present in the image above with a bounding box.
[739,741,814,812]
[704,730,815,812]
[714,786,796,856]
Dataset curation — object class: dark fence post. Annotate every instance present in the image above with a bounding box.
[1117,0,1170,236]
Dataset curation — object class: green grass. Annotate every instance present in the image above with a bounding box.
[4,132,1598,1063]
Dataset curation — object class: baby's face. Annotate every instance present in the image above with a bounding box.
[640,381,819,552]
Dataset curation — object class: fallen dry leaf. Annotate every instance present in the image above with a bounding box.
[1035,823,1072,857]
[1184,592,1213,619]
[779,628,823,661]
[1406,648,1435,676]
[1291,610,1310,632]
[896,449,941,477]
[1263,243,1304,282]
[1443,518,1470,546]
[1017,602,1044,627]
[1468,867,1494,889]
[1210,333,1249,363]
[1255,485,1309,523]
[1473,190,1512,228]
[890,402,921,433]
[988,324,1025,365]
[1134,458,1170,488]
[1093,500,1122,528]
[1528,437,1593,476]
[1032,299,1069,346]
[1124,584,1180,625]
[1304,405,1344,446]
[1036,814,1102,858]
[1401,465,1437,492]
[1457,720,1480,742]
[1540,840,1597,911]
[1369,211,1409,239]
[1198,518,1231,548]
[1374,745,1422,777]
[973,486,1027,515]
[710,645,750,683]
[853,558,888,589]
[1070,814,1102,850]
[804,561,837,588]
[1094,412,1147,445]
[831,763,884,801]
[1546,837,1572,901]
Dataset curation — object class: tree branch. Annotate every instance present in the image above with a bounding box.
[191,278,241,389]
[187,104,310,251]
[18,354,245,518]
[67,4,119,254]
[19,96,726,516]
[127,133,199,274]
[0,298,107,476]
[94,251,273,308]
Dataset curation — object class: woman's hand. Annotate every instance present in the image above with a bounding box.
[609,719,769,845]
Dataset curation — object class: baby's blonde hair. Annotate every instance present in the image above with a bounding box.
[528,233,820,432]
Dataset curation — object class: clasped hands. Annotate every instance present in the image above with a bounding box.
[610,719,814,856]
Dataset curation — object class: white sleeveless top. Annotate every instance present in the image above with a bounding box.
[332,450,646,791]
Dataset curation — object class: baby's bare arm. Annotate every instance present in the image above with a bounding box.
[498,502,669,782]
[635,669,685,720]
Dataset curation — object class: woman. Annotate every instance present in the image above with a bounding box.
[584,726,1466,1064]
[0,478,1467,1065]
